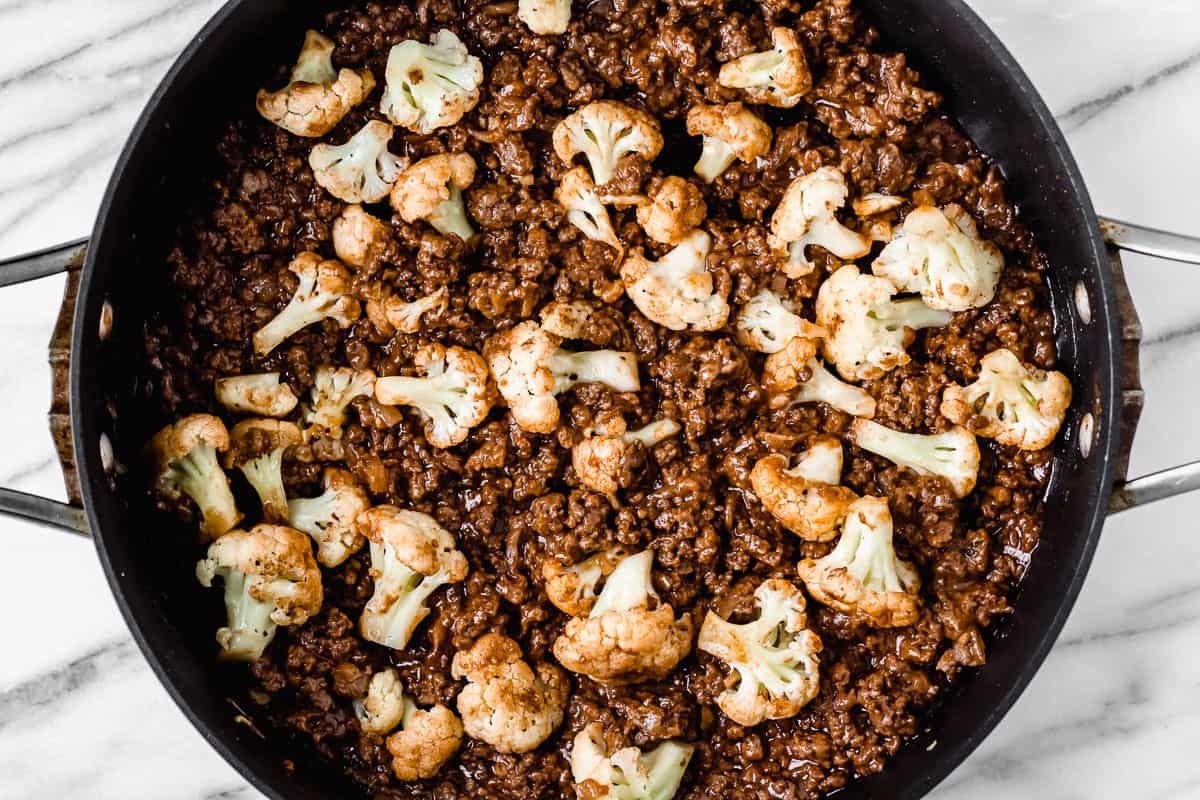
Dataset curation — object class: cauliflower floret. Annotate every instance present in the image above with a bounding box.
[636,176,707,246]
[686,102,772,183]
[769,167,871,277]
[553,100,664,186]
[555,167,642,255]
[750,436,858,542]
[380,30,484,134]
[718,27,812,108]
[214,373,299,418]
[620,229,730,332]
[815,265,952,381]
[539,299,597,339]
[849,419,980,498]
[384,287,448,334]
[697,578,822,727]
[195,524,323,660]
[484,321,640,434]
[148,414,242,540]
[451,633,568,753]
[375,344,496,448]
[796,496,920,628]
[872,204,1005,311]
[252,254,361,356]
[519,0,571,35]
[302,366,377,439]
[359,505,469,650]
[390,153,477,241]
[256,29,375,138]
[940,348,1072,450]
[223,419,302,523]
[762,336,877,418]
[734,289,825,354]
[552,550,693,685]
[332,204,390,269]
[570,722,695,800]
[387,694,464,780]
[355,668,406,735]
[572,417,681,495]
[309,120,406,203]
[543,545,634,616]
[852,193,905,216]
[287,466,370,567]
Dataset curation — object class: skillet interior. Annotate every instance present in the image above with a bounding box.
[72,0,1121,797]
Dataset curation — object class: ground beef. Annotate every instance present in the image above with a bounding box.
[142,0,1060,796]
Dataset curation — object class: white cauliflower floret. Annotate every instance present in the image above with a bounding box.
[355,668,406,735]
[386,693,464,780]
[214,373,299,418]
[252,253,361,356]
[815,265,952,381]
[750,436,858,542]
[718,27,812,108]
[637,176,707,246]
[850,419,980,498]
[686,102,772,183]
[940,348,1072,450]
[224,419,302,523]
[148,414,242,541]
[852,193,905,216]
[519,0,572,35]
[302,366,377,439]
[332,204,390,269]
[256,29,375,138]
[390,153,477,241]
[309,120,406,203]
[539,299,598,339]
[697,578,823,727]
[380,30,483,134]
[543,545,634,616]
[872,204,1005,311]
[484,321,640,434]
[762,336,876,418]
[375,343,496,448]
[451,633,568,754]
[552,550,693,685]
[796,496,921,628]
[195,524,323,661]
[555,167,641,255]
[769,167,871,277]
[570,723,695,800]
[384,287,448,333]
[734,289,825,354]
[620,229,730,332]
[287,466,370,567]
[359,505,469,650]
[553,100,664,186]
[572,417,681,494]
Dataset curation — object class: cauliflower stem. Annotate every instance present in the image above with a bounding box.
[850,419,980,497]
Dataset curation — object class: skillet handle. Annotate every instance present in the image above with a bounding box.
[1101,217,1200,513]
[0,239,90,535]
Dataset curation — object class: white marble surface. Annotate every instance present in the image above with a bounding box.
[1,1,1199,797]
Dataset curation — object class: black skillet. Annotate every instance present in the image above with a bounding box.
[3,0,1200,797]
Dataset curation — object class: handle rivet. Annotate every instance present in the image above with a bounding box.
[99,432,115,475]
[1074,281,1091,325]
[1079,413,1095,458]
[98,300,114,341]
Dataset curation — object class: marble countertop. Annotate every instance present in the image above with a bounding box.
[2,1,1199,797]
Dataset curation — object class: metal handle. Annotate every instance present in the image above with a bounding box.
[1102,217,1200,513]
[0,239,90,535]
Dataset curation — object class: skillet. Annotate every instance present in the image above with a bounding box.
[4,0,1200,796]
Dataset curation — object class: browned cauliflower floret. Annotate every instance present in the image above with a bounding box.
[484,321,640,434]
[697,579,822,727]
[853,193,906,216]
[518,0,572,35]
[554,167,644,256]
[359,506,469,650]
[552,550,693,685]
[718,27,812,108]
[572,417,681,495]
[762,336,877,418]
[686,102,773,183]
[769,167,871,277]
[849,418,980,498]
[214,373,299,418]
[287,466,370,567]
[148,414,242,541]
[194,524,323,661]
[380,30,484,134]
[256,30,375,138]
[332,204,390,269]
[252,253,361,356]
[543,545,634,616]
[309,120,406,203]
[301,366,377,439]
[383,287,448,334]
[375,344,496,448]
[539,299,598,339]
[620,229,730,332]
[553,100,664,185]
[355,667,406,735]
[636,176,707,246]
[570,722,695,799]
[796,496,921,628]
[386,694,464,780]
[941,348,1072,450]
[451,633,568,753]
[390,153,477,241]
[223,419,302,523]
[750,436,858,542]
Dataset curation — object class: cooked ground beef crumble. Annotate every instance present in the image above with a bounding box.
[144,0,1060,796]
